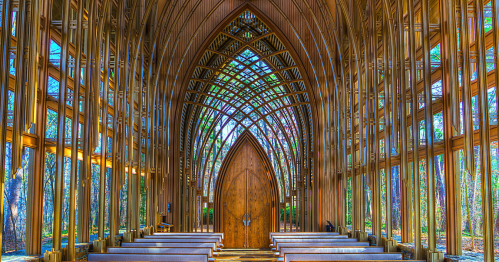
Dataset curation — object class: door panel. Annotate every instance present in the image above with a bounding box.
[247,170,270,248]
[223,171,247,248]
[222,142,271,248]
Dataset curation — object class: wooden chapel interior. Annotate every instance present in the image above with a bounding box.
[0,0,498,261]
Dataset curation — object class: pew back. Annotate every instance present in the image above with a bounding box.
[107,247,213,257]
[134,237,221,246]
[88,253,209,262]
[278,247,384,257]
[269,232,339,240]
[271,235,348,244]
[121,242,218,251]
[275,241,369,251]
[284,253,403,262]
[273,237,357,246]
[144,235,222,242]
[154,232,224,240]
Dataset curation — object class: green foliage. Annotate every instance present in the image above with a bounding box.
[280,206,297,223]
[202,208,213,224]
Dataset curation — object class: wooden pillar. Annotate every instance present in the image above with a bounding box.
[67,0,85,259]
[397,0,412,244]
[474,0,495,260]
[25,0,51,256]
[439,0,461,255]
[408,0,421,258]
[421,0,439,259]
[381,3,393,241]
[52,0,71,256]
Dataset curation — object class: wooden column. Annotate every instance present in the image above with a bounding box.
[408,0,421,257]
[25,0,50,256]
[439,0,461,255]
[0,1,13,260]
[474,0,495,260]
[52,0,71,255]
[67,0,85,259]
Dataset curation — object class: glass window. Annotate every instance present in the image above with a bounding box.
[2,145,31,253]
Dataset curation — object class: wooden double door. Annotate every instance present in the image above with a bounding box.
[221,141,271,248]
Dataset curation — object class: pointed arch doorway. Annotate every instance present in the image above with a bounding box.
[214,131,279,248]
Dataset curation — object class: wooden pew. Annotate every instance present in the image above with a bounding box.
[272,237,356,247]
[272,235,348,239]
[144,235,223,244]
[271,235,348,245]
[153,232,224,240]
[269,232,339,240]
[283,252,404,262]
[277,246,384,257]
[274,241,369,251]
[88,253,209,262]
[122,242,220,251]
[107,246,215,257]
[134,237,222,247]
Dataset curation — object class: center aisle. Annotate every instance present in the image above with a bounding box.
[215,249,277,262]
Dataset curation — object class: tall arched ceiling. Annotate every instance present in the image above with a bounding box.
[157,0,348,230]
[180,10,313,203]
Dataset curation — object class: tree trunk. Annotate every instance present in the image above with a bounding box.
[464,173,475,250]
[392,166,400,230]
[494,188,499,234]
[434,156,446,231]
[469,147,478,235]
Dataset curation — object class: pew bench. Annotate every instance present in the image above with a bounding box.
[121,242,220,251]
[271,235,348,245]
[144,235,223,244]
[283,252,404,262]
[134,237,222,247]
[88,253,209,262]
[269,232,339,240]
[107,246,216,257]
[284,261,424,262]
[274,241,370,251]
[276,246,385,258]
[272,237,357,247]
[153,232,224,240]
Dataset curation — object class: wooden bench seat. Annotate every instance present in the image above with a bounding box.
[276,246,384,257]
[272,235,348,239]
[134,237,222,247]
[269,232,339,240]
[121,242,220,251]
[271,235,348,245]
[272,237,357,247]
[144,235,223,244]
[284,261,423,262]
[88,253,210,262]
[107,247,214,257]
[283,252,404,262]
[274,241,369,251]
[153,232,224,240]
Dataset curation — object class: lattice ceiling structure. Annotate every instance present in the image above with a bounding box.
[180,11,313,205]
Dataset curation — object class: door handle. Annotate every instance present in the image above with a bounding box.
[242,213,251,227]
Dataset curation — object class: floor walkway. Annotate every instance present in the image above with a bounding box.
[216,249,277,262]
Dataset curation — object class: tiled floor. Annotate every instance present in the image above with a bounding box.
[215,248,277,262]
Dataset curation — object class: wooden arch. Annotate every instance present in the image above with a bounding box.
[213,130,280,233]
[172,2,317,233]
